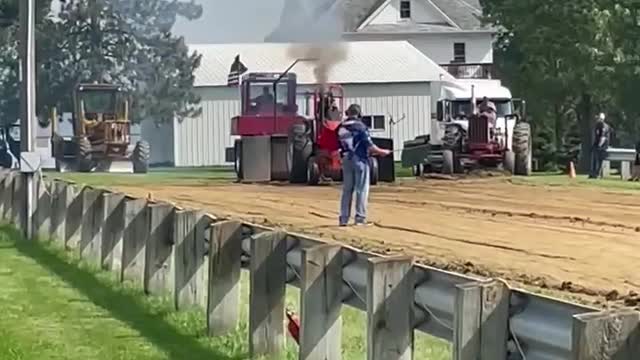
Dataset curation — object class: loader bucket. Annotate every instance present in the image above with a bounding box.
[94,159,134,173]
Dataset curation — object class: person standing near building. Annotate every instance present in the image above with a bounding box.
[589,112,611,179]
[630,141,640,182]
[337,104,391,226]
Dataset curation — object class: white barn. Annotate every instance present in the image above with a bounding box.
[142,40,455,167]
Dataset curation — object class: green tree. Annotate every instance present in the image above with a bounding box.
[480,0,638,171]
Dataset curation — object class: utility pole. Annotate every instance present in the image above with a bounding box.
[19,0,36,239]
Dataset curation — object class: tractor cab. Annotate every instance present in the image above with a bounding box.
[232,72,304,136]
[73,83,130,146]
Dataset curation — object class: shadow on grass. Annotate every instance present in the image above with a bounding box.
[1,225,245,360]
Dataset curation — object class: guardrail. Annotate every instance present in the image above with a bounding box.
[1,170,639,359]
[603,147,636,180]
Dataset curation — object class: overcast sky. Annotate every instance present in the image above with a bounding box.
[172,0,285,44]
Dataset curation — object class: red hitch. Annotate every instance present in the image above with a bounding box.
[286,308,300,345]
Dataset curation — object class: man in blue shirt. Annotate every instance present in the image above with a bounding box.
[337,104,391,226]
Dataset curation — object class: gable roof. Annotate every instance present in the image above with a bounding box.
[189,41,455,87]
[266,0,489,41]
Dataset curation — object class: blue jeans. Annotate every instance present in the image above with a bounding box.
[339,156,370,225]
[589,147,607,178]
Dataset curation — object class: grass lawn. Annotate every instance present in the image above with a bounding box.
[0,225,450,359]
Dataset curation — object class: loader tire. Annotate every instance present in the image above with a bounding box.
[513,122,532,176]
[76,137,93,172]
[307,156,320,186]
[133,140,150,174]
[288,123,312,183]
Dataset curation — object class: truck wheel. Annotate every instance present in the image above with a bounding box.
[442,150,455,175]
[513,122,532,176]
[133,140,150,174]
[503,150,515,175]
[76,137,93,172]
[288,123,312,183]
[307,156,320,185]
[369,157,379,185]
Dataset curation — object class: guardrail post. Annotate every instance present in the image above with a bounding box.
[207,220,243,336]
[621,161,631,180]
[102,193,125,271]
[32,176,51,241]
[0,173,7,219]
[12,172,24,228]
[2,171,15,221]
[65,184,84,250]
[50,181,69,246]
[572,308,640,359]
[122,198,149,284]
[299,244,343,360]
[80,188,105,264]
[366,256,415,360]
[453,279,510,360]
[249,230,287,358]
[145,203,175,295]
[601,160,611,178]
[173,209,207,309]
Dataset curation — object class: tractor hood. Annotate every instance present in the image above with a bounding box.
[439,79,512,101]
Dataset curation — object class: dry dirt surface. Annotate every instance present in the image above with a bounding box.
[114,178,640,307]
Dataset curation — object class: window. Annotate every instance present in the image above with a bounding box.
[453,43,466,63]
[361,115,386,131]
[400,0,411,19]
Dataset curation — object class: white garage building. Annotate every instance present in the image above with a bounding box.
[142,40,456,166]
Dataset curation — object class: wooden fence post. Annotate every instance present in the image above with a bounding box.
[80,188,105,264]
[299,245,343,360]
[572,308,640,359]
[65,184,84,250]
[453,279,511,360]
[102,192,125,271]
[367,256,414,360]
[144,203,175,295]
[249,230,287,358]
[173,209,209,310]
[32,176,52,241]
[207,220,243,336]
[122,198,149,285]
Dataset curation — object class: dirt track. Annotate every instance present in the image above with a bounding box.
[114,177,640,306]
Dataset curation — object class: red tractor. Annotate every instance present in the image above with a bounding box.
[227,72,395,184]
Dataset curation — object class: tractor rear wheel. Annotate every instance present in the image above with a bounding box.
[513,122,532,176]
[288,123,312,183]
[234,139,243,181]
[76,137,93,172]
[369,157,379,185]
[307,156,320,185]
[133,140,150,174]
[503,150,515,174]
[442,150,455,175]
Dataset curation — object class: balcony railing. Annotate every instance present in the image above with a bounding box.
[439,63,494,79]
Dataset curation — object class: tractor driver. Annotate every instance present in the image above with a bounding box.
[253,85,275,110]
[478,97,497,126]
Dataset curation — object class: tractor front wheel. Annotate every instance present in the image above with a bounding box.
[442,150,455,175]
[307,156,320,185]
[513,122,532,176]
[133,140,150,174]
[503,150,515,175]
[369,157,379,185]
[76,137,93,172]
[288,124,312,183]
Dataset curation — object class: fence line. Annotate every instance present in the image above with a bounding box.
[0,170,638,359]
